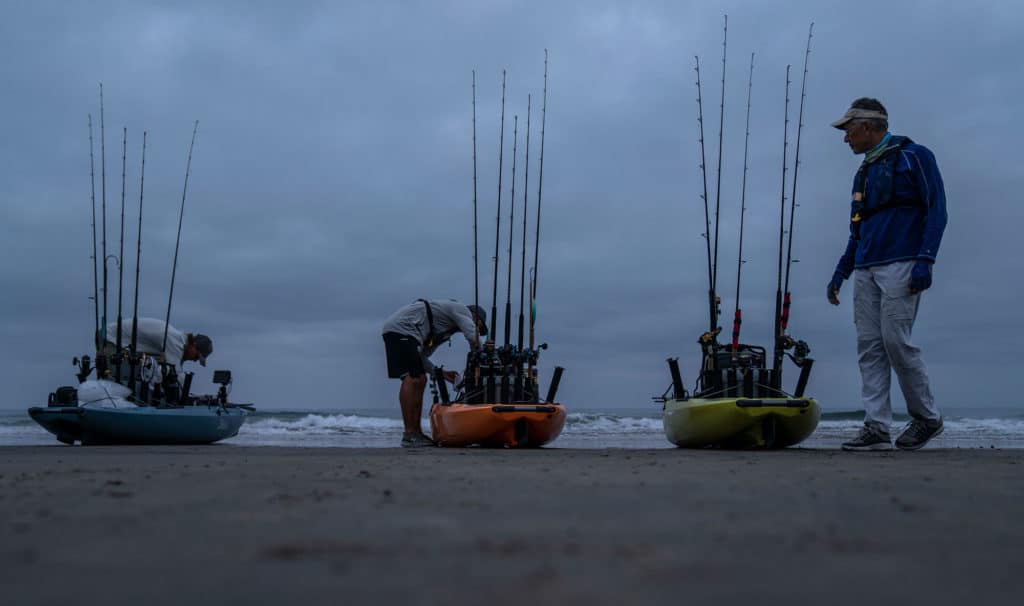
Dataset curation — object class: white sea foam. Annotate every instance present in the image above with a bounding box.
[244,413,404,435]
[564,412,663,434]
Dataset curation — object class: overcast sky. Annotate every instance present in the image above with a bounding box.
[2,0,1020,413]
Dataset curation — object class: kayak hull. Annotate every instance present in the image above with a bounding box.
[430,403,567,448]
[27,405,247,446]
[663,397,820,449]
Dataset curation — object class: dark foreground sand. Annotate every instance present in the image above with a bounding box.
[1,446,1021,605]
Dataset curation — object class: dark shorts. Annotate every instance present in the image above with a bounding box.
[383,332,425,379]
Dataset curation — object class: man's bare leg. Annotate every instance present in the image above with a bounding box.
[399,374,428,438]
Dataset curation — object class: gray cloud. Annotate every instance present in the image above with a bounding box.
[2,0,1019,414]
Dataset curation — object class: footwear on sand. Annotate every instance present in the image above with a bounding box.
[841,426,893,451]
[896,418,944,451]
[400,433,436,448]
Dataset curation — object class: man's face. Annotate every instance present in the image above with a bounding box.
[843,120,875,154]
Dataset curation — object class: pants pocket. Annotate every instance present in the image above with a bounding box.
[883,293,918,321]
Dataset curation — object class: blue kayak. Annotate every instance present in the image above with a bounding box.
[28,380,249,445]
[28,404,247,445]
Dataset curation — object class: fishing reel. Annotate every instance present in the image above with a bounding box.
[781,335,811,366]
[698,327,722,346]
[519,342,547,367]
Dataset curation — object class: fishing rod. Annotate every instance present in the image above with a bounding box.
[162,121,199,356]
[100,84,108,364]
[498,115,519,403]
[130,131,147,396]
[472,71,480,344]
[694,57,714,335]
[504,115,518,350]
[710,15,727,307]
[517,94,531,352]
[731,54,754,359]
[782,23,814,333]
[88,115,100,351]
[772,66,792,384]
[529,50,548,351]
[115,127,127,382]
[490,70,506,343]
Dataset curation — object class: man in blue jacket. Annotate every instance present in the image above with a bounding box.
[827,98,948,451]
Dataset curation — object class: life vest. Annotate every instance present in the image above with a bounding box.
[850,135,924,238]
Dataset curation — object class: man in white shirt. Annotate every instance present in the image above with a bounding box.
[105,317,212,380]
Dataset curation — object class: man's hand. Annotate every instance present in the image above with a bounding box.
[909,260,932,294]
[443,370,459,385]
[827,272,844,306]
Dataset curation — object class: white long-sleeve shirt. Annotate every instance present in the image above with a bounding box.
[105,317,186,368]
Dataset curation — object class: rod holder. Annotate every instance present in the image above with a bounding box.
[544,366,564,404]
[180,372,193,404]
[794,358,813,398]
[434,367,451,405]
[667,358,686,400]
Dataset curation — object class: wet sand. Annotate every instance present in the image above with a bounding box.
[1,446,1021,605]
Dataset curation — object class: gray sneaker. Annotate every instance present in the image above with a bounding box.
[841,426,892,451]
[896,418,944,451]
[400,433,436,448]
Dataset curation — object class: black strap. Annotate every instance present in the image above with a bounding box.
[417,299,436,348]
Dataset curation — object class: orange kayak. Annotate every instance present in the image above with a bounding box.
[429,403,567,448]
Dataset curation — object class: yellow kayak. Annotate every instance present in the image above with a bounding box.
[663,396,820,449]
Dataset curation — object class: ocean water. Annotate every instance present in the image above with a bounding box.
[3,407,1023,449]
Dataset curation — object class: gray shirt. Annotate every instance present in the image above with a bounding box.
[382,299,479,371]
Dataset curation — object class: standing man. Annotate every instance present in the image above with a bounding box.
[827,98,948,451]
[382,300,487,447]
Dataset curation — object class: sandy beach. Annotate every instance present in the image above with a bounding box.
[1,446,1021,605]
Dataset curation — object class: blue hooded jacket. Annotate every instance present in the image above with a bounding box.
[833,135,947,278]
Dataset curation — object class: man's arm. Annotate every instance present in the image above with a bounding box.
[906,147,948,262]
[448,304,481,349]
[834,235,857,280]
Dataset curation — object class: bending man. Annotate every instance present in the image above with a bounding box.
[105,317,213,381]
[382,300,486,447]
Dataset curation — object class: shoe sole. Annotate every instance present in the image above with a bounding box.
[841,441,893,451]
[896,425,944,451]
